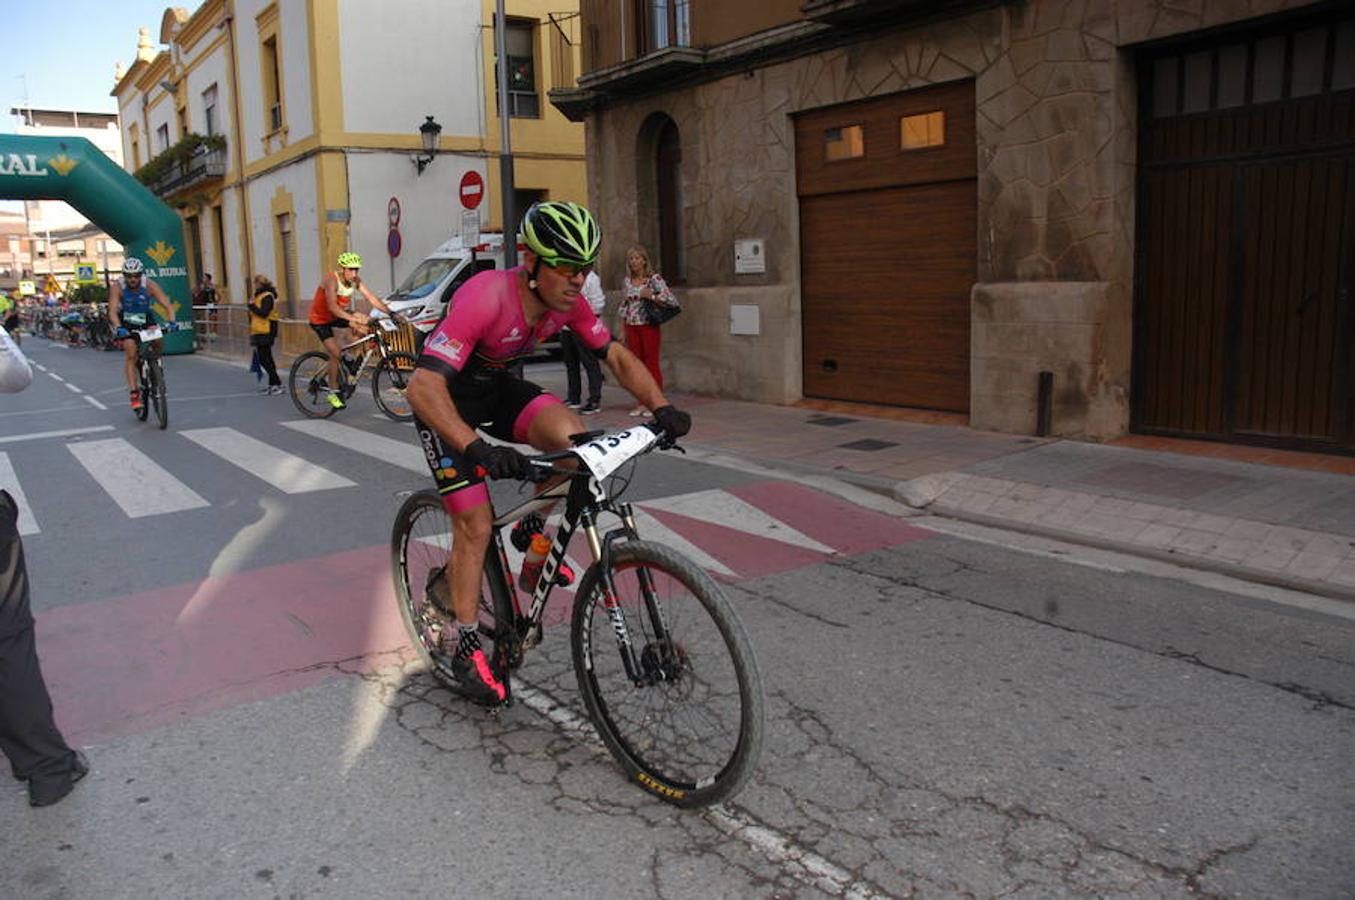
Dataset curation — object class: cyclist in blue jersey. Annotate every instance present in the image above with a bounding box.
[108,257,173,411]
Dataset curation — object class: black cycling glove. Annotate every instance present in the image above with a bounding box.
[463,438,533,480]
[651,405,691,441]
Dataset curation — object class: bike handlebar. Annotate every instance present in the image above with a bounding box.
[473,423,681,482]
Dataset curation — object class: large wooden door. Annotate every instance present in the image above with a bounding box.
[1135,12,1355,452]
[795,81,976,412]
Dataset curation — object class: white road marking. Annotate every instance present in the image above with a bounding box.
[67,438,209,518]
[629,508,735,576]
[0,453,39,534]
[0,425,115,446]
[181,427,356,493]
[510,683,887,900]
[84,395,108,410]
[280,419,427,473]
[63,382,82,394]
[642,488,836,554]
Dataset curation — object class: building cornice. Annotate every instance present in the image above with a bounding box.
[552,0,998,121]
[177,0,226,54]
[135,52,173,95]
[112,59,149,99]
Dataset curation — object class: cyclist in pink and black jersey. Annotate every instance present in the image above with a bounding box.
[407,201,691,705]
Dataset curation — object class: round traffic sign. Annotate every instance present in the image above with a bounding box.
[387,227,402,259]
[387,197,401,227]
[459,171,484,210]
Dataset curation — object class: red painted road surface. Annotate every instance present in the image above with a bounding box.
[36,481,934,744]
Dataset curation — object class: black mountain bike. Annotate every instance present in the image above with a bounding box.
[288,313,415,421]
[125,314,172,430]
[391,424,765,808]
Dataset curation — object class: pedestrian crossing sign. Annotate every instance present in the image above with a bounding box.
[43,274,61,295]
[75,262,97,284]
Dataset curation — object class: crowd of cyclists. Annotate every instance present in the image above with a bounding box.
[5,292,121,350]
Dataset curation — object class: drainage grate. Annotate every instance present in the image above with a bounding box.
[838,439,899,452]
[808,415,857,427]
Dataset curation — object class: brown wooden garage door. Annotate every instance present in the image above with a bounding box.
[1135,13,1355,452]
[795,81,976,412]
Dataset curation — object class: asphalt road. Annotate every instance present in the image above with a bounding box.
[2,339,1352,898]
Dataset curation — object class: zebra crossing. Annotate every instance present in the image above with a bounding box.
[0,419,934,575]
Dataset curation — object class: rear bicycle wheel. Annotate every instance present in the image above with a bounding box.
[372,351,417,421]
[135,357,150,422]
[571,540,764,808]
[390,490,512,685]
[288,351,337,419]
[151,358,168,430]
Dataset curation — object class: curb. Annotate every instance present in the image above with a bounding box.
[916,500,1355,605]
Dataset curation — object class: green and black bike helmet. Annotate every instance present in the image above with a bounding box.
[519,201,601,269]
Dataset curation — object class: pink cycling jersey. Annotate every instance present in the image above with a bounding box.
[418,267,611,379]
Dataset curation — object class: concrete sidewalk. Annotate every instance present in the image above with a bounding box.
[541,368,1355,603]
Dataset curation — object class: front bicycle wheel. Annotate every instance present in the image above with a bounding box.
[571,540,764,808]
[151,358,169,429]
[390,490,510,684]
[372,351,417,421]
[288,351,338,419]
[135,358,150,422]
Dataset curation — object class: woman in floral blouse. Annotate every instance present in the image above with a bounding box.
[618,245,676,416]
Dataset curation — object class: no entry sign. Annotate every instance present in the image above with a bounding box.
[459,171,484,210]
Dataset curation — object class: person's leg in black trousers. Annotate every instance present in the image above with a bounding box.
[257,342,282,388]
[0,490,87,807]
[561,327,584,406]
[562,329,603,412]
[578,331,603,411]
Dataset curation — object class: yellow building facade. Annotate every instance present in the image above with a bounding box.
[113,0,585,313]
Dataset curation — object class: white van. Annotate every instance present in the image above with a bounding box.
[382,233,511,337]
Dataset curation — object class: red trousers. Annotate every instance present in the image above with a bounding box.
[624,323,663,390]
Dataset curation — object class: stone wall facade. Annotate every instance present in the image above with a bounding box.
[584,0,1322,439]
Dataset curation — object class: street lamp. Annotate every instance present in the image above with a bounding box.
[413,115,442,175]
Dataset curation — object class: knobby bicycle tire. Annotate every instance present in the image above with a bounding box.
[390,490,513,686]
[151,358,168,429]
[135,359,150,422]
[288,350,339,419]
[571,540,765,808]
[372,351,417,422]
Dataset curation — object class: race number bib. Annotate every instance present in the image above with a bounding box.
[573,428,658,481]
[137,325,163,341]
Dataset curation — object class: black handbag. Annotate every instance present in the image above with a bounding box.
[641,275,681,325]
[643,297,681,325]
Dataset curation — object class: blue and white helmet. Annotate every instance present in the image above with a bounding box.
[122,257,145,276]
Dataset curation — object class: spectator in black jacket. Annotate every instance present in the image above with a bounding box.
[249,275,283,394]
[0,328,89,806]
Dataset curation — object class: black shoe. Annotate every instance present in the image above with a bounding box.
[580,401,601,415]
[28,751,89,808]
[446,649,507,707]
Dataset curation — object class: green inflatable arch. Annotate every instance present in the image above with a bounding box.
[0,134,194,353]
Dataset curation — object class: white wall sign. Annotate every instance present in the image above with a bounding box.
[461,209,480,246]
[734,238,765,274]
